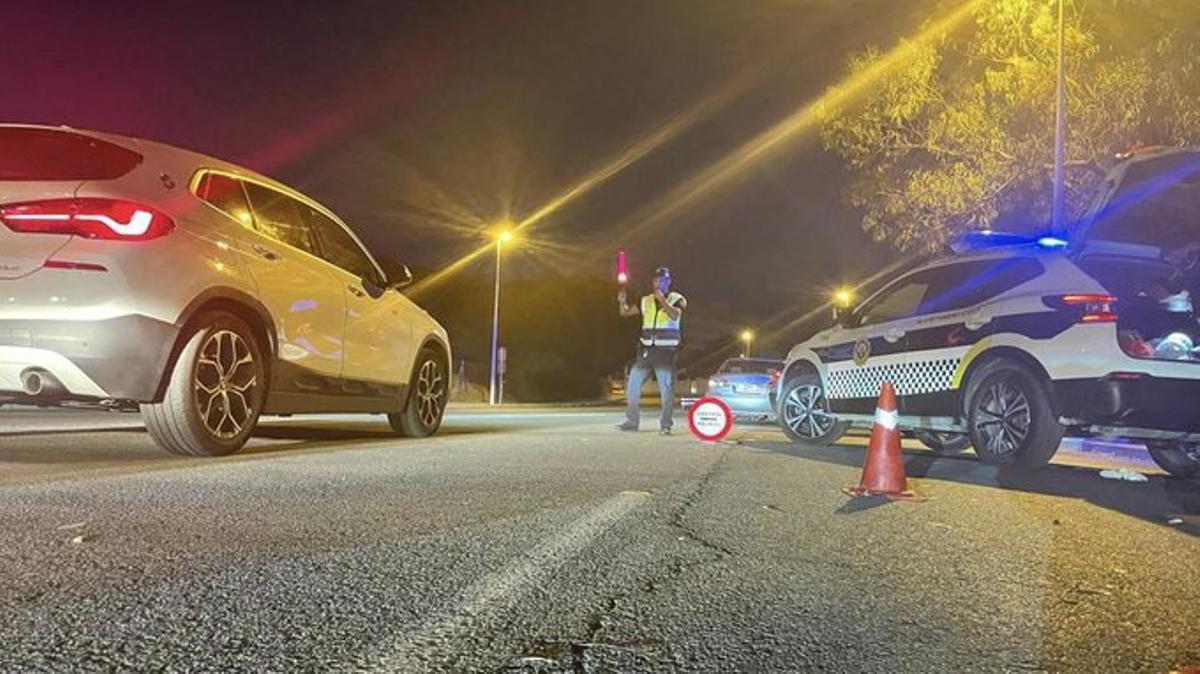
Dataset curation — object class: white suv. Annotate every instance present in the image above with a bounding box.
[777,148,1200,477]
[0,124,451,456]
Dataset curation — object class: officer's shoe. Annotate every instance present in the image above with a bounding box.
[659,427,672,436]
[616,422,639,432]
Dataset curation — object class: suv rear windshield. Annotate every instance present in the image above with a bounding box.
[719,359,780,374]
[0,128,143,181]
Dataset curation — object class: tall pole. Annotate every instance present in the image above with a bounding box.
[488,238,502,405]
[1051,0,1066,235]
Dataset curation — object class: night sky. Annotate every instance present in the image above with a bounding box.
[1,0,930,359]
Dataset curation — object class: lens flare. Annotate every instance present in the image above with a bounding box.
[407,74,760,298]
[621,0,981,244]
[689,255,919,368]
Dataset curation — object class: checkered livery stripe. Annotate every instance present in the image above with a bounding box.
[827,357,960,400]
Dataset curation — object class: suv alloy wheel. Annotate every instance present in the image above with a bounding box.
[389,347,448,438]
[142,312,265,456]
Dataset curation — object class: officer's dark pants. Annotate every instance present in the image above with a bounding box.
[624,346,676,430]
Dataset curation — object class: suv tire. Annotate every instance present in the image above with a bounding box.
[965,359,1063,471]
[389,347,448,438]
[779,371,848,446]
[914,430,970,454]
[142,312,265,456]
[1145,441,1200,478]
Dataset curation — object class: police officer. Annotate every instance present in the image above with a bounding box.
[617,266,687,434]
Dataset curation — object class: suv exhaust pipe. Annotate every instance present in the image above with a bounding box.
[20,369,66,398]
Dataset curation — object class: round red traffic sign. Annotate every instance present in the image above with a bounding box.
[687,396,733,442]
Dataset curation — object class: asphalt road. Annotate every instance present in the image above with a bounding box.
[1,407,1197,672]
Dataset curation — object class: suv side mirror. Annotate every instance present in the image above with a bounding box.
[833,306,855,327]
[379,258,414,289]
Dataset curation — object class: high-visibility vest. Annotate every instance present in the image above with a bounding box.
[640,292,685,347]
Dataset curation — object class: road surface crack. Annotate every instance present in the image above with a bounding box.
[508,447,734,672]
[667,447,735,559]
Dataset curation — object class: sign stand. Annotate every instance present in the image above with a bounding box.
[497,346,507,405]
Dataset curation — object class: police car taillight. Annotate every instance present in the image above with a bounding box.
[767,369,781,387]
[1044,293,1118,323]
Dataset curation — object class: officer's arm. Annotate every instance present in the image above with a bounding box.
[657,292,684,320]
[618,290,640,317]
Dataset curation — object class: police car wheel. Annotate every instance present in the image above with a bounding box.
[779,373,847,446]
[965,360,1062,471]
[913,430,970,454]
[1145,441,1200,478]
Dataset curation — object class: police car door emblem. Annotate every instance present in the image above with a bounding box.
[852,339,871,366]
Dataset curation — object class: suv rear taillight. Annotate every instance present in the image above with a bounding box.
[1043,293,1118,323]
[0,198,174,240]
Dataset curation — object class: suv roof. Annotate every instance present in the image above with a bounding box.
[0,123,301,201]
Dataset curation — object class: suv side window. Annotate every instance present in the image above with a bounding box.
[856,271,935,327]
[918,258,1044,315]
[243,182,318,255]
[195,173,253,228]
[302,206,381,283]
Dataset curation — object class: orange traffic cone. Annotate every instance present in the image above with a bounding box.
[844,381,923,501]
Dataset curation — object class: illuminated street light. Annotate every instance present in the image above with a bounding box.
[404,78,763,300]
[488,226,516,405]
[831,287,856,325]
[833,287,855,308]
[740,329,754,357]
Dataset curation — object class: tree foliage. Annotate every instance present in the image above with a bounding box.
[821,0,1200,252]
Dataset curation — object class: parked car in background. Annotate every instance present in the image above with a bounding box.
[706,357,782,423]
[775,147,1200,478]
[0,124,451,456]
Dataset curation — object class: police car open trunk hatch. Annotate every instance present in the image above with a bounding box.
[1075,149,1200,257]
[1066,148,1200,363]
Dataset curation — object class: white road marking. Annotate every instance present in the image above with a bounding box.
[440,411,613,421]
[0,414,144,434]
[364,491,649,672]
[0,409,617,435]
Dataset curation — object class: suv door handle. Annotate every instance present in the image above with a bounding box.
[251,243,279,261]
[347,284,365,298]
[884,327,906,343]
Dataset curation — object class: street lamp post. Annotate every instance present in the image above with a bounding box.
[1051,0,1066,236]
[740,329,754,358]
[488,230,512,406]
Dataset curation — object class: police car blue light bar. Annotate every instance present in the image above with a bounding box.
[950,230,1070,253]
[1037,236,1069,248]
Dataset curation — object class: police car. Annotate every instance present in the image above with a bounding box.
[776,148,1200,476]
